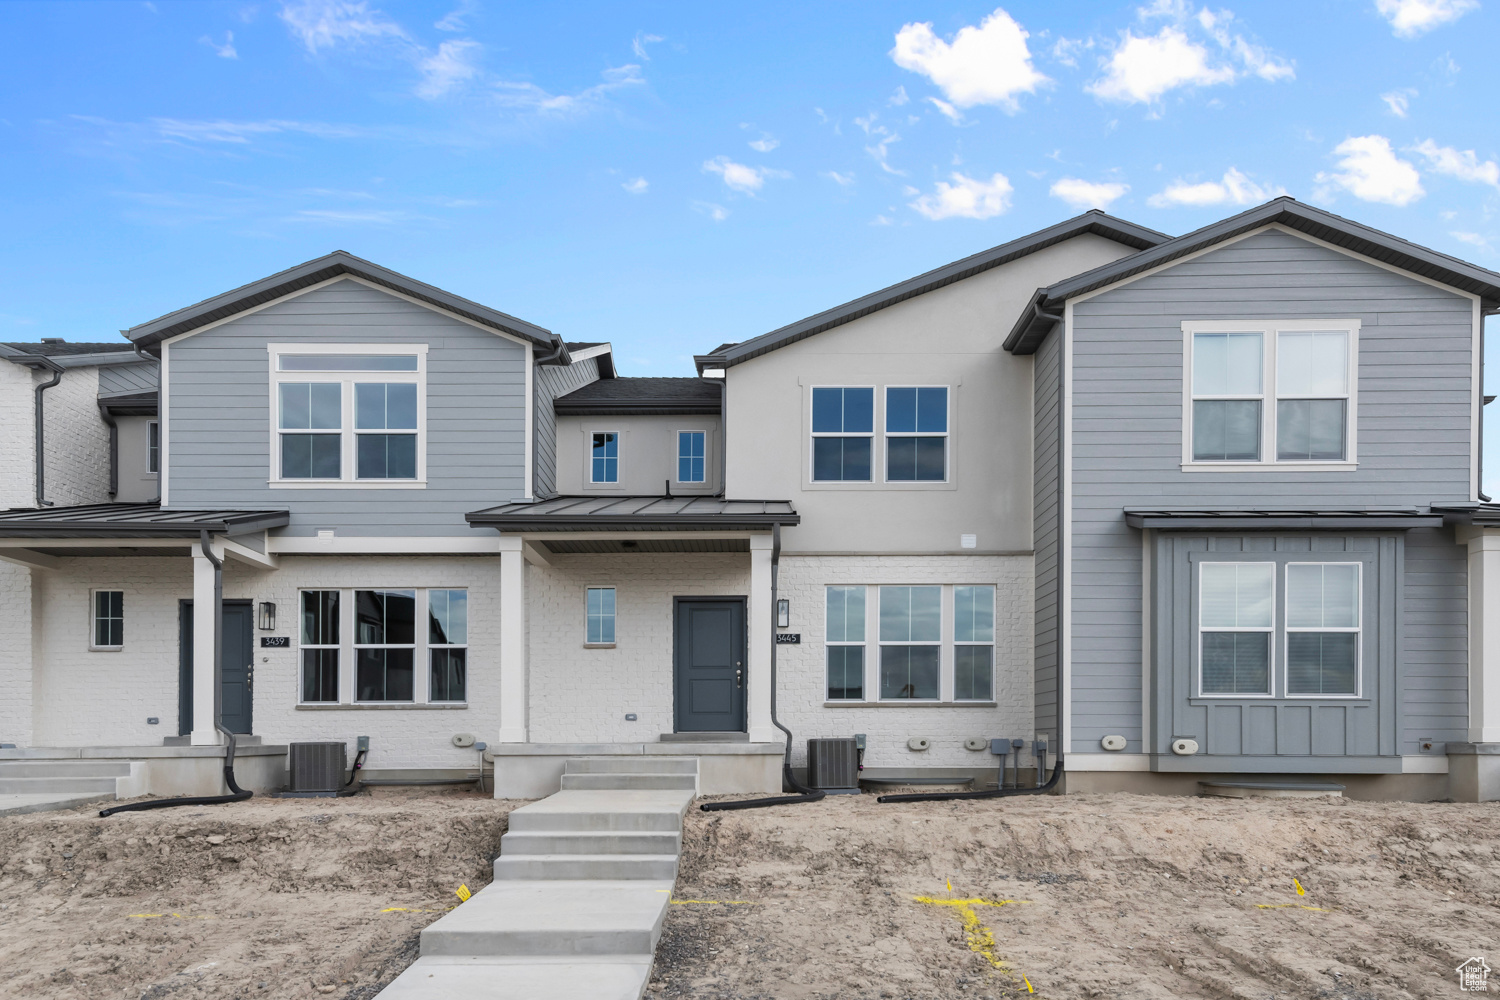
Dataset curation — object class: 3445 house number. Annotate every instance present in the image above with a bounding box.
[775,633,801,644]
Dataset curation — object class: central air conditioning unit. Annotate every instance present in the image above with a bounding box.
[289,742,347,793]
[807,738,859,793]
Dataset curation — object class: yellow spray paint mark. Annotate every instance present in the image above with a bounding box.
[128,913,215,920]
[947,878,952,892]
[1024,975,1035,993]
[1254,903,1329,912]
[379,906,456,914]
[1293,877,1305,896]
[669,899,757,905]
[454,884,471,903]
[911,896,1029,972]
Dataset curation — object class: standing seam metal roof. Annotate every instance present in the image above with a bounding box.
[467,495,798,530]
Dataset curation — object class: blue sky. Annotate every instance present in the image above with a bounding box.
[2,0,1498,483]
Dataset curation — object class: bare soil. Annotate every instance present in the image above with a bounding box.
[0,788,516,999]
[656,791,1500,1000]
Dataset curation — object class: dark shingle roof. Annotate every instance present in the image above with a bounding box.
[2,341,133,357]
[555,377,721,415]
[468,495,797,531]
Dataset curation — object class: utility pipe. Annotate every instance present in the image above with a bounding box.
[30,355,63,507]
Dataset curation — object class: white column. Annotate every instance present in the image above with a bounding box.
[1465,528,1500,743]
[190,549,220,746]
[497,535,528,744]
[747,534,777,744]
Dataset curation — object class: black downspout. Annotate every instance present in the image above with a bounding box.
[101,531,253,817]
[31,357,62,507]
[702,522,826,811]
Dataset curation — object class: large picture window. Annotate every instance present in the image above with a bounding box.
[270,347,425,486]
[355,589,415,702]
[878,585,941,700]
[811,386,874,481]
[428,589,468,703]
[825,586,865,700]
[300,590,339,703]
[953,585,994,701]
[1198,563,1274,696]
[885,386,948,482]
[1285,563,1360,696]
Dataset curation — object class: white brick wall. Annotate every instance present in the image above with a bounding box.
[0,361,36,509]
[774,555,1034,769]
[526,553,751,743]
[0,562,33,746]
[42,365,111,506]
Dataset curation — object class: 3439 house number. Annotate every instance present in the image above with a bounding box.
[260,636,290,648]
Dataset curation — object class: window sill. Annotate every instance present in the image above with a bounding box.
[270,480,428,490]
[1179,462,1357,473]
[823,701,997,708]
[583,642,617,649]
[90,646,123,653]
[295,703,468,710]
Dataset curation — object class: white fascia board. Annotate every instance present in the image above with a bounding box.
[267,535,502,555]
[566,343,613,362]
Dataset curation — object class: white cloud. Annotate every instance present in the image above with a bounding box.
[278,0,407,53]
[622,177,648,194]
[1411,139,1500,188]
[1088,5,1292,105]
[148,117,372,143]
[889,86,909,106]
[632,31,663,60]
[1147,167,1284,207]
[1381,89,1415,117]
[1051,36,1092,68]
[909,171,1014,220]
[748,133,779,153]
[494,64,644,116]
[925,96,963,122]
[703,156,788,195]
[200,31,238,58]
[434,0,477,31]
[692,200,729,221]
[416,39,481,98]
[1375,0,1479,37]
[855,113,904,175]
[822,170,855,186]
[1315,135,1424,206]
[890,8,1049,112]
[1050,178,1129,210]
[1451,230,1491,249]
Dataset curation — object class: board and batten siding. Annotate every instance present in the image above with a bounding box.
[1068,228,1474,756]
[533,357,600,498]
[165,279,529,536]
[1032,327,1062,745]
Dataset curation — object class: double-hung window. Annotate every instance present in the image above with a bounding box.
[355,589,416,702]
[1198,563,1274,696]
[300,590,339,703]
[591,432,619,483]
[428,589,468,702]
[586,587,616,644]
[1185,321,1357,468]
[92,590,124,649]
[953,585,995,701]
[1285,564,1360,696]
[811,387,873,481]
[878,585,941,700]
[825,586,865,700]
[885,387,948,481]
[271,347,426,485]
[677,431,706,484]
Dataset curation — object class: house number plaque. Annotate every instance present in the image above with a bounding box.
[260,636,291,648]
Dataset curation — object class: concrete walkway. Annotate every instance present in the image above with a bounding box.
[378,757,698,1000]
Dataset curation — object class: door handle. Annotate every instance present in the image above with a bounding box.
[736,668,743,688]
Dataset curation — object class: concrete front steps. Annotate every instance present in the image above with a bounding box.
[0,759,146,815]
[378,758,697,1000]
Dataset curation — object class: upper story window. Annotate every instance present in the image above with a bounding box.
[591,432,619,483]
[811,386,873,481]
[677,431,706,484]
[1184,321,1358,470]
[269,346,426,487]
[885,386,948,482]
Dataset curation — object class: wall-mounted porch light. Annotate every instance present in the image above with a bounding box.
[258,601,276,631]
[776,599,790,629]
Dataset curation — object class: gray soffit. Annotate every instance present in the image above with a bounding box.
[1005,196,1500,354]
[98,390,158,417]
[1124,508,1444,530]
[693,211,1169,372]
[554,377,722,416]
[123,251,556,352]
[467,495,799,531]
[0,341,135,357]
[0,503,289,538]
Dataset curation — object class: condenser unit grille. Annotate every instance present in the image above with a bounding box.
[289,742,346,792]
[807,738,859,790]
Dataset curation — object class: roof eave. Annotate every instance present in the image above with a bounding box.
[465,513,801,531]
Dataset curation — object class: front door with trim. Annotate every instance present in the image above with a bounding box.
[673,598,746,733]
[179,600,255,735]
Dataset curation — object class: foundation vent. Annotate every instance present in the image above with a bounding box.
[807,738,859,791]
[289,742,347,793]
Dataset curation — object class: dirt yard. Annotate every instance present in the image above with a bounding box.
[656,791,1500,1000]
[0,788,515,999]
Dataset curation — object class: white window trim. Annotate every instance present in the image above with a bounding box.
[589,431,621,485]
[267,343,429,489]
[876,584,944,703]
[675,429,709,485]
[427,589,469,704]
[823,585,867,701]
[952,584,996,703]
[584,585,617,647]
[1180,320,1360,472]
[809,384,876,483]
[882,385,951,484]
[1284,562,1363,699]
[146,421,160,475]
[296,586,467,706]
[1196,562,1276,699]
[90,589,124,651]
[297,589,340,705]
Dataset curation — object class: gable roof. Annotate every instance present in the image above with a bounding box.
[555,377,721,415]
[1004,196,1500,354]
[124,251,558,353]
[693,211,1169,372]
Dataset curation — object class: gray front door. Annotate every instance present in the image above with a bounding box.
[179,600,254,735]
[673,598,746,733]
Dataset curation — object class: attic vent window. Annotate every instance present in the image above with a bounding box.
[280,354,418,371]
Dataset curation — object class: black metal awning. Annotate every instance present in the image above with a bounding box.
[1123,508,1445,530]
[467,496,798,532]
[0,503,290,538]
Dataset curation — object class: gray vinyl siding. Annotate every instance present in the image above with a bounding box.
[165,279,528,536]
[533,357,601,498]
[1068,229,1475,756]
[1032,330,1061,743]
[98,361,158,395]
[1402,526,1469,750]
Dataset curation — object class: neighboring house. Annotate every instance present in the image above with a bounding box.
[1,199,1498,803]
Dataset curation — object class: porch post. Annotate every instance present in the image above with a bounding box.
[1465,528,1500,743]
[747,534,776,743]
[190,548,220,746]
[498,535,528,743]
